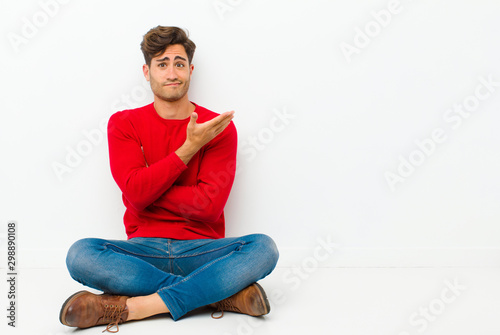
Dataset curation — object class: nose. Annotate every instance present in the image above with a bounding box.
[165,65,177,81]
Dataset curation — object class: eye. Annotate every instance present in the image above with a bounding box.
[176,63,185,68]
[158,63,166,68]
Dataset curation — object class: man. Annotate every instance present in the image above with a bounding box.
[59,26,279,333]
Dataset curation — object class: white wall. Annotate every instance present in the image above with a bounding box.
[1,0,500,268]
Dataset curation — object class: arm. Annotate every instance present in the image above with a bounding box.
[152,115,237,222]
[107,111,188,211]
[108,110,235,212]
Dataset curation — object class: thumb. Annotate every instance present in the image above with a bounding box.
[189,112,198,124]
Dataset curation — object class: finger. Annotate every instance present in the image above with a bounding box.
[205,111,234,127]
[214,113,234,129]
[212,117,233,136]
[189,112,198,125]
[213,113,234,129]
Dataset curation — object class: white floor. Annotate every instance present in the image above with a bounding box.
[2,267,500,335]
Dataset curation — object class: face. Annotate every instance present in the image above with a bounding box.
[143,44,194,103]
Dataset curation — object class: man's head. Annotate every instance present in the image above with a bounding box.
[140,26,196,67]
[141,26,196,103]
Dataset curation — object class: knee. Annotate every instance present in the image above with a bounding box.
[66,238,101,278]
[251,234,279,272]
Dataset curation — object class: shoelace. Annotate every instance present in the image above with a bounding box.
[101,304,126,333]
[211,299,241,319]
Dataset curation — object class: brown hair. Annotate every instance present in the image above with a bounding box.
[140,26,196,66]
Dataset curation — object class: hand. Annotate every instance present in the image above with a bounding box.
[186,111,234,149]
[175,111,235,164]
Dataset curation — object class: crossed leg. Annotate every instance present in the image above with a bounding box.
[61,234,279,328]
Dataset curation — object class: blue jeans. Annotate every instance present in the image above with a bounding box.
[65,234,279,320]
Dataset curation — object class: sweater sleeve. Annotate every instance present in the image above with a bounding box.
[107,111,188,211]
[151,122,237,223]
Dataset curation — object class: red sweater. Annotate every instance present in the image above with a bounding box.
[107,102,237,240]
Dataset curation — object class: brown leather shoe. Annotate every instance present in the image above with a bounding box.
[210,283,270,319]
[59,291,129,333]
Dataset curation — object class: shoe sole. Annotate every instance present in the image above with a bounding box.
[253,283,270,315]
[59,290,90,326]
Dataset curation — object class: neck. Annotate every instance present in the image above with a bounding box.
[153,95,194,119]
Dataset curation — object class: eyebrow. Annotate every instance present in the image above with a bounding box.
[156,55,187,62]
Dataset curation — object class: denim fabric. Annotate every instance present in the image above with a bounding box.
[66,234,279,320]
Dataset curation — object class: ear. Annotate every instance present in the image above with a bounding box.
[143,64,150,81]
[189,63,194,76]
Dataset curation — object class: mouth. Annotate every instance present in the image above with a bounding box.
[164,82,181,87]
